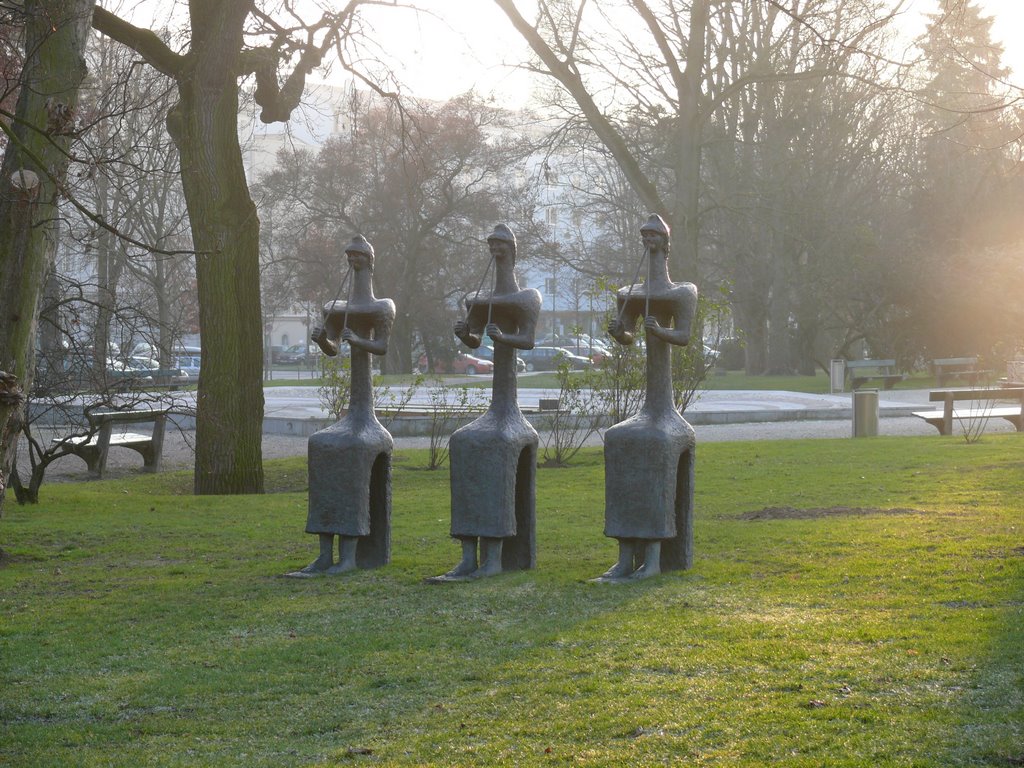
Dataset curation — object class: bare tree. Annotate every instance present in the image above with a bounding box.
[91,1,394,494]
[257,91,532,373]
[494,0,918,375]
[0,0,95,515]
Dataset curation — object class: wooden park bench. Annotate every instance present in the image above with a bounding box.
[56,408,169,479]
[912,388,1024,436]
[930,357,991,387]
[844,359,904,390]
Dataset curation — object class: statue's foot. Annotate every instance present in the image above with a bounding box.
[588,561,634,583]
[424,562,477,584]
[469,560,502,579]
[283,561,330,578]
[325,559,358,575]
[629,561,661,580]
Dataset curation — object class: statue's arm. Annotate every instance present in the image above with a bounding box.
[312,303,342,356]
[347,315,391,356]
[455,297,484,348]
[645,286,696,347]
[454,319,482,349]
[608,296,636,345]
[488,302,538,351]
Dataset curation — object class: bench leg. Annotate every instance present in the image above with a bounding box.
[942,396,954,436]
[93,423,114,479]
[146,415,167,473]
[75,445,102,475]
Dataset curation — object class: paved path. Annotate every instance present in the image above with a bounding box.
[16,385,1016,485]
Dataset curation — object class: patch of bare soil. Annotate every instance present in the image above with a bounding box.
[740,506,927,521]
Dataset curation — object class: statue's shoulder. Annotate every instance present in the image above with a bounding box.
[375,297,397,319]
[669,281,697,302]
[617,283,642,299]
[519,287,542,310]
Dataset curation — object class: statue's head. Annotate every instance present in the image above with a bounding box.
[486,224,517,261]
[640,214,670,253]
[344,234,374,269]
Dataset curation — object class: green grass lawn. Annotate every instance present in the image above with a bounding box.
[1,437,1021,766]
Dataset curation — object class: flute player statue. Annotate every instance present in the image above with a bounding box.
[594,214,698,582]
[428,224,542,582]
[287,234,395,576]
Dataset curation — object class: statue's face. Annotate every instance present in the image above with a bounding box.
[641,229,666,252]
[488,239,513,261]
[346,250,371,271]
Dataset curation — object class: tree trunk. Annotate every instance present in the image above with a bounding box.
[672,0,709,283]
[168,51,265,495]
[0,0,94,513]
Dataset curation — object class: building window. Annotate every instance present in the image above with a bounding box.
[545,207,559,226]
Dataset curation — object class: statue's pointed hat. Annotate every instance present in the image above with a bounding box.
[640,214,670,237]
[486,223,517,247]
[344,234,374,257]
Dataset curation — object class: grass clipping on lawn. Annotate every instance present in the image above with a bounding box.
[1,437,1022,767]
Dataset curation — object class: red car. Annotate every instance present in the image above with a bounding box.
[416,351,494,375]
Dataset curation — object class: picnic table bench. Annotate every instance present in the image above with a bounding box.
[930,357,991,387]
[912,388,1024,436]
[844,359,904,390]
[55,408,169,479]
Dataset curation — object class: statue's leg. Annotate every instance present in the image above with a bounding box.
[593,539,637,581]
[286,533,334,577]
[326,536,359,574]
[630,540,662,580]
[474,537,504,578]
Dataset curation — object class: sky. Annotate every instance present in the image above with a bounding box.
[119,1,1024,106]
[359,0,1024,105]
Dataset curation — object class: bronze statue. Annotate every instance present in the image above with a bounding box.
[287,235,395,576]
[428,224,542,582]
[595,214,698,582]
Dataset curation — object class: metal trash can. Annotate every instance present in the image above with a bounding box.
[852,389,879,437]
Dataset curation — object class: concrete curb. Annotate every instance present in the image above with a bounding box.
[262,403,924,437]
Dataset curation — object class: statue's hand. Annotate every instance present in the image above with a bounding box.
[453,319,469,337]
[645,316,666,338]
[607,319,624,337]
[311,325,338,355]
[341,328,356,345]
[485,323,503,343]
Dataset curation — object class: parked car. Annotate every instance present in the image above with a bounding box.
[517,346,592,372]
[473,344,527,373]
[538,334,611,364]
[130,356,190,386]
[277,343,320,365]
[555,341,610,365]
[106,358,154,389]
[173,354,201,380]
[416,351,494,375]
